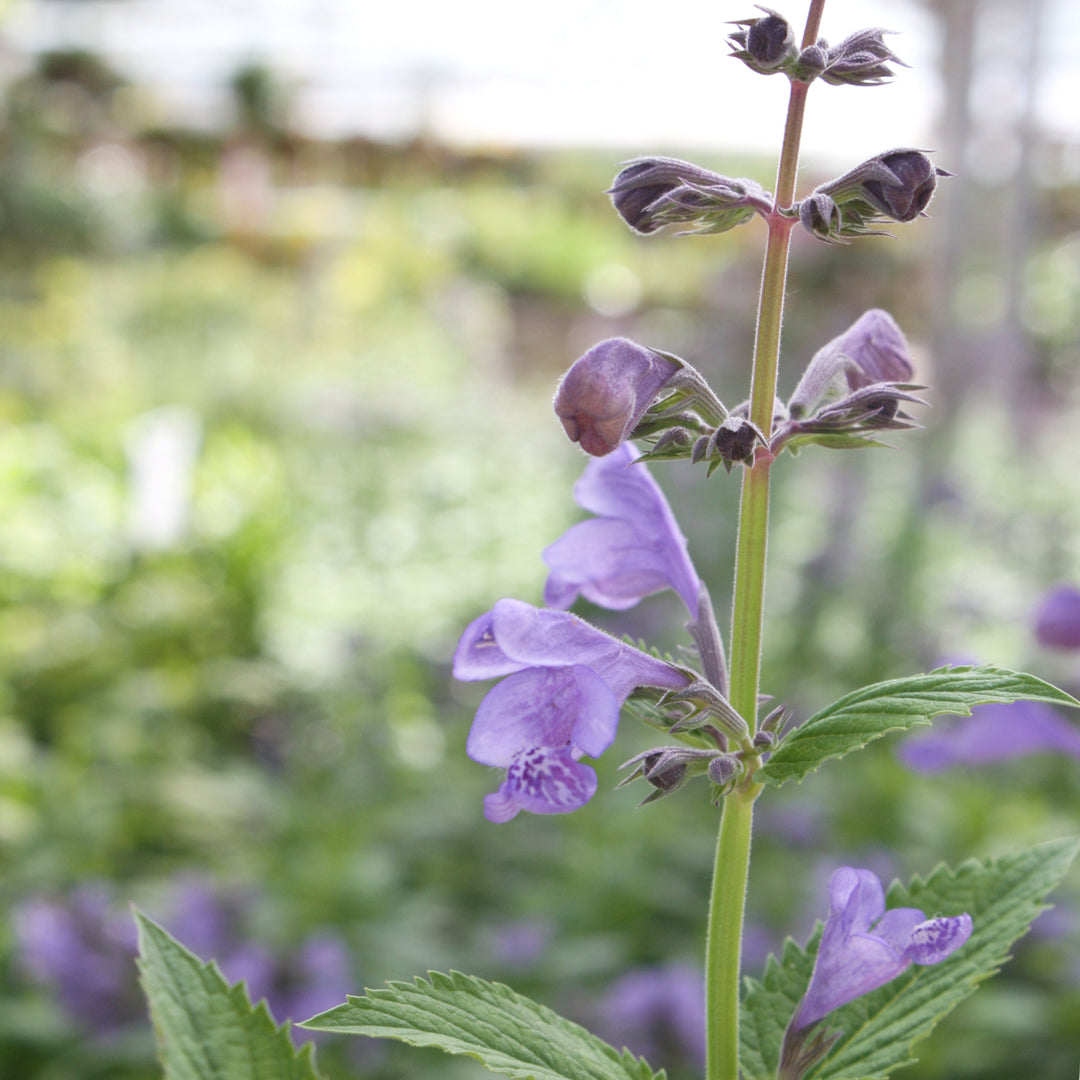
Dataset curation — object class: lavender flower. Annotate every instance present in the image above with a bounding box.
[554,338,681,457]
[791,867,972,1032]
[898,699,1080,772]
[454,599,690,821]
[1034,584,1080,649]
[543,443,701,618]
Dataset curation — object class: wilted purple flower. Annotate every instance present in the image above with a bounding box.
[1034,585,1080,649]
[898,699,1080,772]
[554,338,680,457]
[595,962,705,1069]
[791,866,972,1031]
[543,443,700,618]
[454,599,690,821]
[787,309,915,419]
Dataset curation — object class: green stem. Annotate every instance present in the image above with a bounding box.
[703,5,823,1077]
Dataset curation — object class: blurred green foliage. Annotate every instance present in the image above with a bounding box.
[0,45,1078,1080]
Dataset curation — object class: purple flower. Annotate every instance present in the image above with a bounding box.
[1034,584,1080,649]
[791,867,972,1031]
[898,698,1080,772]
[554,338,679,457]
[454,599,690,822]
[543,443,700,619]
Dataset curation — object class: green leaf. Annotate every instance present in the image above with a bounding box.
[739,838,1080,1080]
[300,970,665,1080]
[135,910,321,1080]
[756,665,1078,787]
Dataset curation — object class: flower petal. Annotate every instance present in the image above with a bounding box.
[486,747,599,818]
[903,914,973,965]
[466,666,619,767]
[488,599,689,700]
[452,609,521,681]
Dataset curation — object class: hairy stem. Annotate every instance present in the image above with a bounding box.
[703,5,822,1078]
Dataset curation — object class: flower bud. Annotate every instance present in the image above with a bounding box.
[821,27,905,86]
[608,158,771,236]
[554,338,680,457]
[693,415,764,474]
[798,193,841,242]
[809,150,949,240]
[728,9,798,75]
[707,755,739,785]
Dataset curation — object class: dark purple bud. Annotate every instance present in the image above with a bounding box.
[618,745,721,801]
[821,27,905,86]
[1034,585,1080,650]
[794,42,828,79]
[707,755,739,785]
[798,193,841,242]
[608,157,772,236]
[747,11,794,67]
[554,338,680,457]
[694,415,764,474]
[864,150,940,222]
[728,8,798,75]
[752,730,775,749]
[811,150,949,239]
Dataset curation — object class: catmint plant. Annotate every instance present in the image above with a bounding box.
[134,5,1080,1080]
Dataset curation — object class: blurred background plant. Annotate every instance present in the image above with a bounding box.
[0,1,1077,1078]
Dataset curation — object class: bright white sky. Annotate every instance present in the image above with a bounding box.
[6,0,1080,169]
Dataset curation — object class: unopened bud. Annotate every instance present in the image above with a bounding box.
[708,755,739,785]
[752,730,776,750]
[798,193,841,242]
[821,27,905,87]
[554,338,680,456]
[608,157,772,236]
[729,8,798,75]
[809,150,949,240]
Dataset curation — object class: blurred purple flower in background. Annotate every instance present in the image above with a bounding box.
[455,599,690,822]
[14,878,355,1036]
[1033,584,1080,650]
[594,962,705,1069]
[14,884,140,1031]
[899,699,1080,772]
[791,867,972,1032]
[543,443,701,618]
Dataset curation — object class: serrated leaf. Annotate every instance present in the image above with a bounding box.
[756,666,1078,787]
[739,838,1080,1080]
[300,969,665,1080]
[135,910,321,1080]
